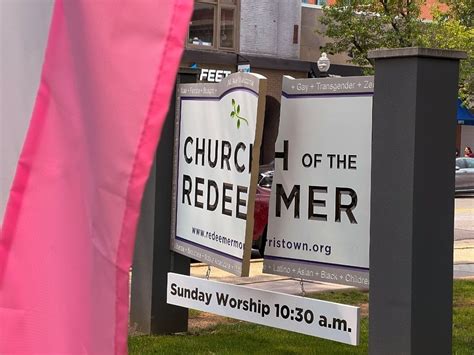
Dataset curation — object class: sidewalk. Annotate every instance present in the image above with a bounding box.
[453,238,474,278]
[191,260,350,295]
[453,198,474,278]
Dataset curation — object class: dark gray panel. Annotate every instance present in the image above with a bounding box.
[369,49,460,354]
[130,71,197,335]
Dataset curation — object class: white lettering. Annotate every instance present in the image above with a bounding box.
[215,70,224,82]
[199,69,209,81]
[208,69,216,82]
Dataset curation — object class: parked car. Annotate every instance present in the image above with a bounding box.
[252,163,273,257]
[455,157,474,195]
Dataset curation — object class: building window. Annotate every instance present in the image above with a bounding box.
[188,0,239,51]
[220,7,235,48]
[189,3,215,47]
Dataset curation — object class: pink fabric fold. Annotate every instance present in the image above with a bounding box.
[0,0,192,353]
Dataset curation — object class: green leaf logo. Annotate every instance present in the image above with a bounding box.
[230,99,248,129]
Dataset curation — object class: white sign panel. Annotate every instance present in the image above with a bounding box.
[167,273,360,345]
[172,73,267,276]
[263,76,373,287]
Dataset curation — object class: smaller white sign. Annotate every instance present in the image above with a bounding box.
[238,64,250,73]
[167,273,360,345]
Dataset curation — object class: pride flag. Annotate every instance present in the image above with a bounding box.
[0,0,192,353]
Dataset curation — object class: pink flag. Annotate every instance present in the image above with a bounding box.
[0,0,192,353]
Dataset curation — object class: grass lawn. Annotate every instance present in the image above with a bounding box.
[129,279,474,354]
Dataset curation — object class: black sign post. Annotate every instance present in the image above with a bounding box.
[368,48,466,354]
[130,69,198,334]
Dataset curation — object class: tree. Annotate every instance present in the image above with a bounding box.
[319,0,425,70]
[444,0,473,27]
[319,0,473,108]
[421,9,473,108]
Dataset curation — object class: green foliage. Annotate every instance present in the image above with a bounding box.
[319,0,473,108]
[319,0,425,71]
[444,0,473,27]
[130,318,369,354]
[309,288,369,305]
[452,280,474,350]
[420,8,474,108]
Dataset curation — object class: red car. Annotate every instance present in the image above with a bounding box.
[252,164,273,257]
